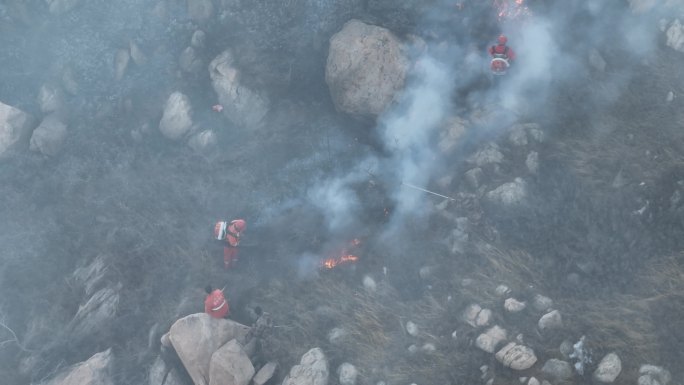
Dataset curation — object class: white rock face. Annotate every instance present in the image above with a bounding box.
[541,359,573,381]
[338,363,358,385]
[495,342,537,370]
[638,365,671,385]
[326,19,409,120]
[486,178,527,207]
[167,314,250,385]
[475,325,507,353]
[405,321,419,336]
[42,349,113,385]
[666,19,684,52]
[282,348,329,385]
[362,275,377,292]
[208,339,254,385]
[0,101,36,158]
[72,254,109,296]
[30,114,68,156]
[187,0,213,21]
[209,50,270,129]
[69,284,121,338]
[504,298,526,313]
[159,92,194,140]
[469,143,504,166]
[538,310,562,331]
[38,84,65,113]
[593,353,622,383]
[253,362,278,385]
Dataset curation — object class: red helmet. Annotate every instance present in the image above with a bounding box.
[498,34,508,45]
[214,221,228,240]
[229,219,246,233]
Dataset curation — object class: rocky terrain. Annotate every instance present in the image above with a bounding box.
[1,1,684,385]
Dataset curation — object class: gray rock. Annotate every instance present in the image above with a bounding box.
[504,298,526,313]
[159,92,194,140]
[526,152,539,175]
[532,294,553,312]
[46,0,82,14]
[338,363,358,385]
[486,178,527,207]
[69,283,121,339]
[405,321,419,336]
[191,30,206,49]
[326,20,409,120]
[465,168,484,189]
[72,254,109,296]
[129,40,147,66]
[463,304,492,327]
[209,50,270,129]
[593,353,622,383]
[0,101,36,158]
[328,327,347,344]
[187,0,213,21]
[589,49,607,72]
[209,339,254,385]
[541,359,573,381]
[282,347,329,385]
[666,19,684,52]
[30,114,68,156]
[114,48,130,81]
[638,365,671,385]
[148,356,184,385]
[438,116,467,154]
[168,313,250,385]
[475,325,507,353]
[538,310,562,331]
[495,342,537,370]
[508,125,528,146]
[187,129,216,152]
[559,340,574,358]
[527,377,540,385]
[38,84,65,113]
[180,46,204,74]
[495,285,511,296]
[362,275,377,292]
[41,349,113,385]
[253,362,278,385]
[469,143,504,166]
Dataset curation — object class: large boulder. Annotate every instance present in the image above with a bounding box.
[149,356,185,385]
[167,313,250,385]
[486,178,528,208]
[325,19,409,120]
[638,365,671,385]
[0,101,36,158]
[209,339,254,385]
[593,353,622,383]
[475,325,507,353]
[30,114,68,156]
[495,342,537,370]
[209,50,270,130]
[41,349,113,385]
[159,92,194,141]
[282,347,329,385]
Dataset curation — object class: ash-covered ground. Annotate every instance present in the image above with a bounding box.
[1,1,684,385]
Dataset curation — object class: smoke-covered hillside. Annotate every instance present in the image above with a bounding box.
[1,1,683,385]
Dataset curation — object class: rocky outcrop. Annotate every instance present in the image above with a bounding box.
[208,339,254,385]
[253,362,278,385]
[438,116,467,154]
[337,363,358,385]
[69,283,121,339]
[463,304,492,328]
[486,178,528,208]
[159,92,194,141]
[188,130,217,152]
[149,356,185,385]
[0,101,36,158]
[495,342,537,370]
[639,365,671,385]
[282,347,329,385]
[166,313,250,385]
[72,254,110,296]
[325,19,409,120]
[30,114,68,156]
[209,50,270,130]
[475,325,507,353]
[666,19,684,52]
[41,349,113,385]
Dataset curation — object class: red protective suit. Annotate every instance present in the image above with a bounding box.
[204,289,229,318]
[223,220,243,269]
[489,43,516,62]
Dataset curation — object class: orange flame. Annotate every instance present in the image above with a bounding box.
[493,0,530,21]
[320,254,359,269]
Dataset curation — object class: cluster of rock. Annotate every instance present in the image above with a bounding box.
[456,283,672,385]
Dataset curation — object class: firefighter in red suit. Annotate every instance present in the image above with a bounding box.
[489,34,516,75]
[214,219,246,269]
[204,285,229,318]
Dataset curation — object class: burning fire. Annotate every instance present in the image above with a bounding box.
[319,254,359,270]
[493,0,531,21]
[319,238,361,270]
